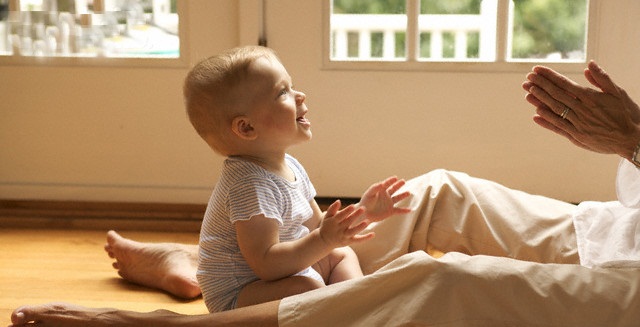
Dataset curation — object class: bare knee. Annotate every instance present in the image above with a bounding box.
[328,246,358,265]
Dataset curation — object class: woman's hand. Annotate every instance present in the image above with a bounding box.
[522,61,640,160]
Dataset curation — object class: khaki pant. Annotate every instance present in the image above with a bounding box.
[279,170,640,326]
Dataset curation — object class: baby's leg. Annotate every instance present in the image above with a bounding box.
[313,247,363,284]
[104,230,201,299]
[235,276,324,308]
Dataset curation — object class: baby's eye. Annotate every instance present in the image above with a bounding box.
[278,87,289,97]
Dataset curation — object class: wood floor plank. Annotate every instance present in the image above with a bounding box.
[0,229,207,325]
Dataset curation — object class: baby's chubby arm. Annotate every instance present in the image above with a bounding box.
[235,201,370,282]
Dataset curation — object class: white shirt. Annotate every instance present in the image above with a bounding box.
[573,160,640,268]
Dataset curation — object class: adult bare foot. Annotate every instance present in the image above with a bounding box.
[104,230,201,299]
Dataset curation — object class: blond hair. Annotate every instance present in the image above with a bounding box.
[183,46,280,155]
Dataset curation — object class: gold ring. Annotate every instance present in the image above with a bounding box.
[560,107,571,119]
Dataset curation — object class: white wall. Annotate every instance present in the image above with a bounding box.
[1,0,639,205]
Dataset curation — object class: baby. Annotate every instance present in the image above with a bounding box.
[183,45,411,312]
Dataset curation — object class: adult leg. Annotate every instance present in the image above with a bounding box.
[280,251,640,327]
[10,300,280,327]
[352,169,579,273]
[413,169,579,262]
[104,230,201,299]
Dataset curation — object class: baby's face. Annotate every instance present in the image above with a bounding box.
[242,57,312,148]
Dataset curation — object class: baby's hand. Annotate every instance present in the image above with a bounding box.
[318,200,374,247]
[359,176,412,222]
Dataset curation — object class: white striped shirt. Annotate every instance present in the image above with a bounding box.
[197,154,317,312]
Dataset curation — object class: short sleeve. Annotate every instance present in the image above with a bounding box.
[228,177,284,225]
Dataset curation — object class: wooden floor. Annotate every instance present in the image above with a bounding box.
[0,228,208,325]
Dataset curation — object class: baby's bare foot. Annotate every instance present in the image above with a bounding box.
[104,230,201,299]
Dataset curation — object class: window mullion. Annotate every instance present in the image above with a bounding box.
[495,0,511,62]
[406,0,419,62]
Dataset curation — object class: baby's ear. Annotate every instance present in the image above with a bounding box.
[231,116,257,140]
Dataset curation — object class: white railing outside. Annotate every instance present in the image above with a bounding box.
[331,0,497,61]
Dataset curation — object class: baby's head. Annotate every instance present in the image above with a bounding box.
[183,46,282,155]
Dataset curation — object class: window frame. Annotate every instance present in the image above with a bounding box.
[322,0,600,73]
[0,0,189,68]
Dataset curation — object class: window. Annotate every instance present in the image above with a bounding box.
[325,0,596,71]
[0,0,185,66]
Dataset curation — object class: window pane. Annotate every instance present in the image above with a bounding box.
[327,0,592,66]
[420,0,481,14]
[418,0,493,61]
[509,0,588,61]
[332,0,405,14]
[0,0,180,58]
[331,0,406,60]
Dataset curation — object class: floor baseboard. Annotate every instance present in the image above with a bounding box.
[0,199,206,232]
[0,197,359,232]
